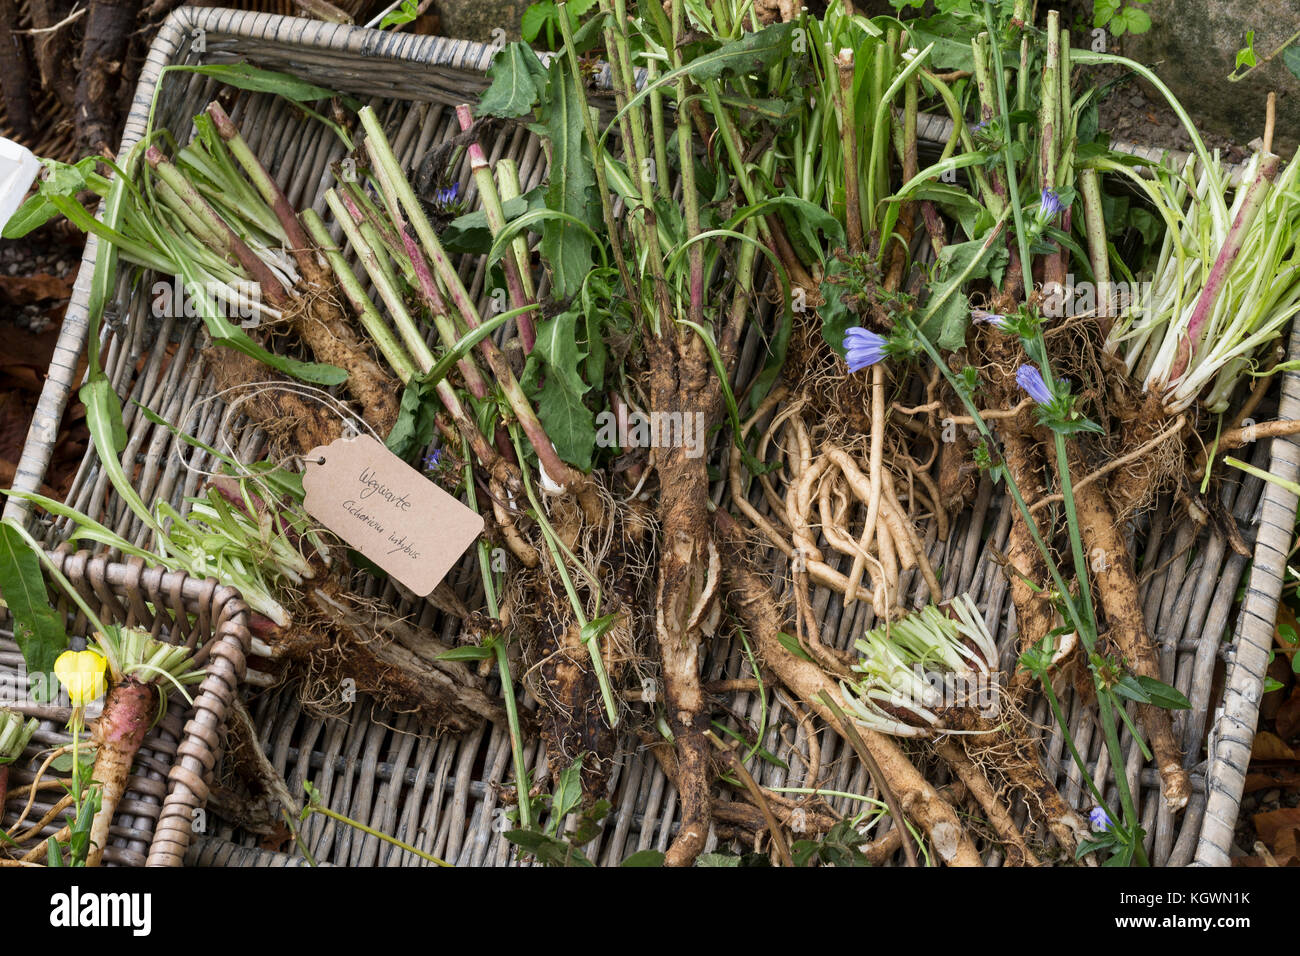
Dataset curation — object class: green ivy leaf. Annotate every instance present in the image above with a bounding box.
[1282,44,1300,82]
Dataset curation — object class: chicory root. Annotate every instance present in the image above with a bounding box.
[85,679,156,866]
[1073,477,1191,811]
[717,511,982,866]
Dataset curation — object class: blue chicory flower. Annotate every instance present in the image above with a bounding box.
[1089,806,1112,831]
[971,308,1007,330]
[435,182,461,206]
[1016,363,1054,405]
[1039,186,1064,221]
[422,449,444,471]
[843,327,888,374]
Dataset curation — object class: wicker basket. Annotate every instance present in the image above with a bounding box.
[0,549,250,866]
[3,6,1295,866]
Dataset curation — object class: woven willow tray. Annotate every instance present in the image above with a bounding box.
[0,550,250,866]
[3,7,1296,866]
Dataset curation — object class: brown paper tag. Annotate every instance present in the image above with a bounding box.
[301,434,483,596]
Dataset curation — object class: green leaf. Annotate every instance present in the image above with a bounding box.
[620,849,665,867]
[1134,675,1191,710]
[504,828,594,866]
[1112,674,1151,704]
[524,311,596,471]
[379,0,419,28]
[440,189,544,254]
[1236,30,1258,71]
[434,644,497,662]
[922,236,1008,350]
[1282,44,1300,82]
[161,64,336,104]
[684,22,797,82]
[520,1,555,42]
[695,852,742,867]
[549,757,587,832]
[1117,7,1151,34]
[777,632,814,662]
[478,42,550,119]
[902,182,987,242]
[764,195,844,257]
[604,23,797,143]
[534,57,598,298]
[385,376,440,463]
[2,157,107,239]
[0,522,67,700]
[819,256,856,357]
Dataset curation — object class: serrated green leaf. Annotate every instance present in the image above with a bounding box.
[478,42,550,119]
[535,57,597,298]
[684,21,797,82]
[0,522,67,700]
[525,311,596,470]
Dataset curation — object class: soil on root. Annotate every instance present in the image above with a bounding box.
[203,345,344,454]
[282,287,400,438]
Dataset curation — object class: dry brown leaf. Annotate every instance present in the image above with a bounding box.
[1252,807,1300,865]
[1251,731,1297,762]
[0,272,74,303]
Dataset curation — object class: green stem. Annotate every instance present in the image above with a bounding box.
[305,804,451,866]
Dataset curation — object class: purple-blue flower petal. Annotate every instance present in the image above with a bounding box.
[842,327,887,373]
[1039,186,1064,219]
[1016,363,1054,404]
[1089,806,1112,831]
[971,308,1006,329]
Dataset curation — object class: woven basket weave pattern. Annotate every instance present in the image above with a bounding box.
[0,7,1294,866]
[0,550,250,866]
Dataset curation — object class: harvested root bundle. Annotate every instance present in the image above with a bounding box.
[82,628,201,866]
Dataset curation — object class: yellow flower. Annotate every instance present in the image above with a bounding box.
[54,649,107,707]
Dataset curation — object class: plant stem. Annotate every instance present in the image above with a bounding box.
[301,207,420,382]
[305,803,451,866]
[456,103,538,353]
